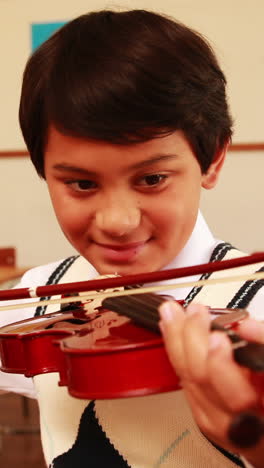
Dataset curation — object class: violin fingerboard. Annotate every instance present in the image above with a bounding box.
[102,293,168,333]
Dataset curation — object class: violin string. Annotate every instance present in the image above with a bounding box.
[111,303,160,333]
[1,270,264,313]
[108,293,164,316]
[102,293,162,332]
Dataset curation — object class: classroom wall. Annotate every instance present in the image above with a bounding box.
[0,0,263,267]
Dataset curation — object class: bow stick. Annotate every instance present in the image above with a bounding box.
[1,270,264,313]
[0,252,264,303]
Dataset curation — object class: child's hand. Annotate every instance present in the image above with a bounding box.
[159,301,264,468]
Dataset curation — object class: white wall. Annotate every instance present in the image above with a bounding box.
[0,0,263,266]
[201,150,264,252]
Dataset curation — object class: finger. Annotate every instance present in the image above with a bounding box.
[179,303,224,406]
[238,318,264,343]
[182,303,211,381]
[158,300,186,373]
[207,331,258,412]
[185,389,232,446]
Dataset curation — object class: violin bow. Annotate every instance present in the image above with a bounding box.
[1,251,264,304]
[0,260,264,313]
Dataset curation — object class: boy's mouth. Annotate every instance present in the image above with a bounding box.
[94,240,148,262]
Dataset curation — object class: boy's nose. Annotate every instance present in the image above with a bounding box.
[95,199,141,237]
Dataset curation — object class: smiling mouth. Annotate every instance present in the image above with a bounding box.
[96,241,148,251]
[94,240,149,262]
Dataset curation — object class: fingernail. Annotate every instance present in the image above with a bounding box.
[159,301,175,322]
[186,303,201,316]
[186,303,208,316]
[209,332,223,350]
[159,320,165,334]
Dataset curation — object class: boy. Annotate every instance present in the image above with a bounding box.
[1,9,264,468]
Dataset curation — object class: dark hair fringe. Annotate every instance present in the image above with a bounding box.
[19,9,233,177]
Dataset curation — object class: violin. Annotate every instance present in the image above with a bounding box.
[0,293,257,399]
[0,252,264,446]
[0,294,180,398]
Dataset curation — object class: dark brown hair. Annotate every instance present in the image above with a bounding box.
[19,9,232,178]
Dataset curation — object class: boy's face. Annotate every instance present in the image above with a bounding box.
[44,127,222,275]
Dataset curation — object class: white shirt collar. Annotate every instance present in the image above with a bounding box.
[146,211,219,300]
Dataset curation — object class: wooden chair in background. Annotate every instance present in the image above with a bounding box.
[0,247,29,285]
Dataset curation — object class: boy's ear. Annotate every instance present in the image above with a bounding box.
[201,144,228,189]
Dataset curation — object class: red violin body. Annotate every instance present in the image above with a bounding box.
[1,253,264,446]
[0,300,256,400]
[0,305,181,399]
[1,252,264,400]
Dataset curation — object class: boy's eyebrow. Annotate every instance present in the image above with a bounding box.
[52,154,179,175]
[52,163,97,176]
[130,154,179,170]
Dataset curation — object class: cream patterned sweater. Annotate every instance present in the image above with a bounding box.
[30,243,264,468]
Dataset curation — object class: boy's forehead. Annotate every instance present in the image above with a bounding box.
[45,125,191,159]
[44,126,200,176]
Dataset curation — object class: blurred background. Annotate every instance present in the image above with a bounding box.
[0,0,264,268]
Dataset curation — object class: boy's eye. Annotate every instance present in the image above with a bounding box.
[138,174,168,186]
[66,180,97,191]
